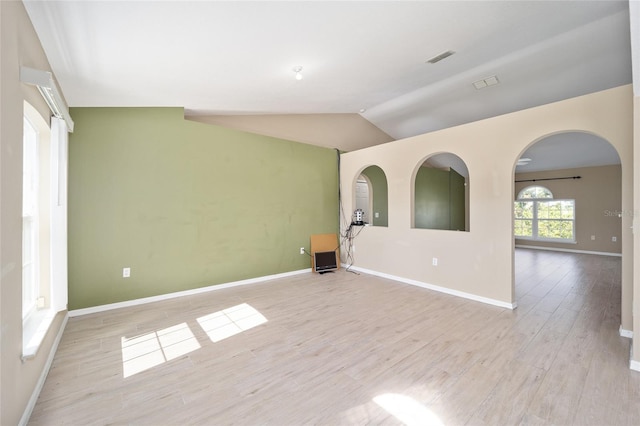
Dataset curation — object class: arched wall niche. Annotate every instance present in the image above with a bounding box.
[411,152,469,231]
[352,165,388,227]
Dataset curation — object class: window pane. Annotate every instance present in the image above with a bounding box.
[22,210,37,316]
[535,186,553,198]
[22,117,39,320]
[518,185,553,199]
[561,201,575,219]
[514,219,533,237]
[514,201,533,219]
[538,220,573,240]
[537,201,548,219]
[23,118,38,217]
[537,200,575,220]
[519,187,536,199]
[539,201,559,219]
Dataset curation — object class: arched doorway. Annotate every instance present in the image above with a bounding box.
[512,131,623,320]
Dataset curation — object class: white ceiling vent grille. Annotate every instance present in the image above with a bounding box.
[473,75,500,90]
[426,50,455,64]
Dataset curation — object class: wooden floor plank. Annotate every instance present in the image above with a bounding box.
[28,249,640,425]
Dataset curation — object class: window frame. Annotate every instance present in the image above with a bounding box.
[22,115,40,323]
[21,102,69,360]
[514,186,576,243]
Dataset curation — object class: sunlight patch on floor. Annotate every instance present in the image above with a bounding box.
[197,303,268,343]
[373,393,443,426]
[121,322,200,378]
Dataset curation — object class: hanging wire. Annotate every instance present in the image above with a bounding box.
[336,149,366,274]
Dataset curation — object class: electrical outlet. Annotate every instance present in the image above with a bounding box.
[375,212,379,218]
[432,257,438,266]
[123,267,131,278]
[591,235,596,241]
[300,247,305,255]
[612,236,617,242]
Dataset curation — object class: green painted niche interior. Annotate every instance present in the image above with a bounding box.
[414,156,468,231]
[67,107,338,310]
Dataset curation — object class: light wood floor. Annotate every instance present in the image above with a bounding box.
[29,249,639,425]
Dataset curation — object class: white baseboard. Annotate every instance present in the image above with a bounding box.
[19,312,69,426]
[347,265,517,310]
[69,268,312,317]
[620,325,633,338]
[515,244,621,257]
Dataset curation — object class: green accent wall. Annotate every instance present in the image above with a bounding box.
[414,167,466,230]
[361,165,388,227]
[68,108,338,310]
[449,169,466,231]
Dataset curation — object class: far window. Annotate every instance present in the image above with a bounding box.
[514,186,575,242]
[23,116,40,320]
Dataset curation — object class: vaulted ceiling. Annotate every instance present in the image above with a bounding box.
[24,0,634,167]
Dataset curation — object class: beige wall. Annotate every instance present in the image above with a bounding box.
[633,95,640,362]
[187,113,394,152]
[1,2,67,424]
[515,165,622,254]
[340,86,633,313]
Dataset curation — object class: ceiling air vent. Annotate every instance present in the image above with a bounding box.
[426,50,455,64]
[473,75,500,90]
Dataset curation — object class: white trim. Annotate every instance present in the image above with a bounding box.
[347,265,517,310]
[20,67,74,132]
[516,237,577,245]
[50,117,68,313]
[631,342,640,371]
[515,244,621,257]
[19,312,68,426]
[69,268,312,317]
[620,324,633,338]
[22,308,57,360]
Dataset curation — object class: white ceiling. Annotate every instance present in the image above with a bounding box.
[516,132,621,173]
[418,132,621,176]
[24,0,633,168]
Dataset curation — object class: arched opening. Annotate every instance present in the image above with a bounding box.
[413,153,469,231]
[355,175,372,225]
[354,165,388,227]
[514,132,621,251]
[512,131,622,313]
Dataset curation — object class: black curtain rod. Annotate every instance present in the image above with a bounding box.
[515,176,581,183]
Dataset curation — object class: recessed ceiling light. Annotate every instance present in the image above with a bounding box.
[517,157,532,166]
[359,108,366,113]
[426,50,455,64]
